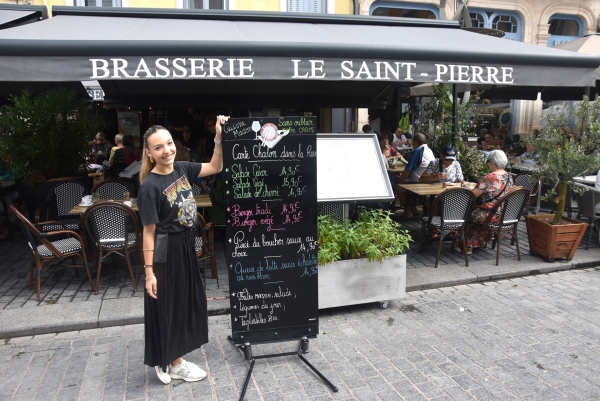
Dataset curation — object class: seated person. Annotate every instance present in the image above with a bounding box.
[90,132,113,164]
[180,127,196,150]
[362,124,372,134]
[396,133,435,218]
[419,145,465,185]
[476,129,488,146]
[392,127,409,147]
[379,134,398,158]
[110,135,140,176]
[456,150,514,254]
[481,131,501,149]
[517,143,538,162]
[109,134,124,164]
[498,128,513,150]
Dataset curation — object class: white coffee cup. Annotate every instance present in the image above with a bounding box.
[123,201,132,207]
[81,195,92,205]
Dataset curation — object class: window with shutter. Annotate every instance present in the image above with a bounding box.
[184,0,225,9]
[76,0,121,6]
[288,0,326,13]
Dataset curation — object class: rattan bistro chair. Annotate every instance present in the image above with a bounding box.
[10,205,95,301]
[82,202,141,293]
[92,179,128,200]
[419,188,476,268]
[514,172,540,216]
[478,188,530,266]
[35,180,89,232]
[573,183,600,250]
[195,212,217,288]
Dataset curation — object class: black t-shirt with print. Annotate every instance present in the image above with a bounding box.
[138,161,202,233]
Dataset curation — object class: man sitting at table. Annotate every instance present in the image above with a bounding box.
[397,133,435,218]
[419,145,465,185]
[89,132,113,164]
[392,127,409,147]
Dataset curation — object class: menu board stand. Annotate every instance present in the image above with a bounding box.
[227,337,338,400]
[222,117,337,400]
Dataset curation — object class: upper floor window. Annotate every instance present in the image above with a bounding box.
[491,14,518,34]
[76,0,121,6]
[370,1,438,19]
[469,13,485,28]
[460,10,522,41]
[184,0,226,9]
[548,15,583,46]
[287,0,326,13]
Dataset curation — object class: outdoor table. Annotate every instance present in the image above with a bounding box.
[397,182,457,215]
[397,182,454,196]
[574,175,597,186]
[387,165,406,173]
[69,194,212,215]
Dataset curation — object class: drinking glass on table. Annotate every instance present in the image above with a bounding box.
[92,191,100,203]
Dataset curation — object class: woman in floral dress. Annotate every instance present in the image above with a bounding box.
[459,150,514,253]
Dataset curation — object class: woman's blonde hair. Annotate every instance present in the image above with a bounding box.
[139,125,167,184]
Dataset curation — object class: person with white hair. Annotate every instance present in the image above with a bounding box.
[457,150,514,254]
[109,133,124,164]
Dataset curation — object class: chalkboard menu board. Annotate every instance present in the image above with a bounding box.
[223,117,318,344]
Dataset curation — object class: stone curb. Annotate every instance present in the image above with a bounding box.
[1,255,599,339]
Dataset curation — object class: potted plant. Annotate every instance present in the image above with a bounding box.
[317,207,412,309]
[0,88,107,217]
[525,96,600,262]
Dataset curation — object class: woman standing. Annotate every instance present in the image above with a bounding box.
[137,116,228,384]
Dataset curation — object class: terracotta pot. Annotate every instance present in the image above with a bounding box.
[525,214,588,262]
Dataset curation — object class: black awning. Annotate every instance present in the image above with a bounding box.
[0,7,597,89]
[0,5,47,30]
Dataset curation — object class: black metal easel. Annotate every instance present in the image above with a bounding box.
[228,336,338,401]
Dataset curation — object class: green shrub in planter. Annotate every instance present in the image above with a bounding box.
[317,208,412,265]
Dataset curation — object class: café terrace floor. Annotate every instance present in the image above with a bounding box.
[0,205,598,312]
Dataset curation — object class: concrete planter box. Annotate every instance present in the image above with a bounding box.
[318,255,406,309]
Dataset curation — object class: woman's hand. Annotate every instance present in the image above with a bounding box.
[215,115,229,139]
[146,275,157,299]
[436,172,446,180]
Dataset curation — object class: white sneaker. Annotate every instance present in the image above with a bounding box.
[155,366,171,384]
[169,360,207,382]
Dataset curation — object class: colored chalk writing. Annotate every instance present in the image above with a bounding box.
[223,117,318,344]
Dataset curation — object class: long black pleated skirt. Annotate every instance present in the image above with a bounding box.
[144,229,208,372]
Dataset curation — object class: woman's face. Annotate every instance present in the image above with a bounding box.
[442,158,453,168]
[146,129,176,168]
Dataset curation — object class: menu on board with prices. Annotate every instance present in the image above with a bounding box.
[222,117,318,344]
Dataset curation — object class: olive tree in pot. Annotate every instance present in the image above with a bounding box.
[317,208,412,309]
[0,88,107,218]
[525,96,600,262]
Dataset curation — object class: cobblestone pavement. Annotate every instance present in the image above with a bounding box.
[1,212,597,310]
[1,267,599,400]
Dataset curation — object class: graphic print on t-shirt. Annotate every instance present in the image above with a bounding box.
[164,175,197,228]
